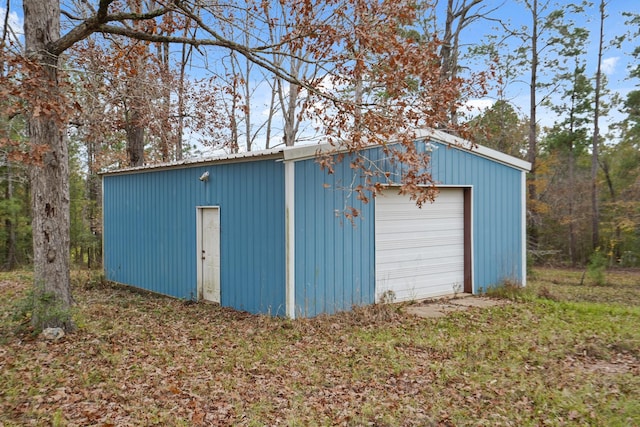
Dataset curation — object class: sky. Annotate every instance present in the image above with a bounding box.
[454,0,639,132]
[2,1,639,152]
[0,4,22,42]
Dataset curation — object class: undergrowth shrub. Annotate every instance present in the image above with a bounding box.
[536,285,558,301]
[11,285,74,335]
[485,279,532,302]
[72,269,108,290]
[587,249,607,286]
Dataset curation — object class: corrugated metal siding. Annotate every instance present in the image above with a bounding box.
[294,157,375,317]
[103,159,286,315]
[293,141,524,314]
[427,142,524,290]
[379,141,524,289]
[104,139,523,318]
[369,141,524,290]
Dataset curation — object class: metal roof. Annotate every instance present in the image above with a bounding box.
[100,146,286,175]
[101,129,531,175]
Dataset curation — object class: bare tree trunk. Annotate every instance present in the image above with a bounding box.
[4,160,18,270]
[275,57,301,147]
[1,0,10,46]
[123,0,147,167]
[226,52,240,153]
[439,0,483,126]
[281,77,299,147]
[243,34,253,152]
[244,62,252,152]
[229,64,239,153]
[2,0,17,271]
[86,139,101,269]
[601,159,621,261]
[568,144,577,266]
[159,40,171,162]
[440,0,454,80]
[176,83,185,160]
[526,0,539,247]
[126,109,145,167]
[24,0,73,331]
[176,38,193,161]
[265,79,278,149]
[568,67,577,266]
[441,0,456,125]
[591,0,604,250]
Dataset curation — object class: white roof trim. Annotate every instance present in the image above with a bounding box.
[284,129,531,172]
[100,147,285,175]
[102,128,531,175]
[283,144,328,161]
[415,128,531,172]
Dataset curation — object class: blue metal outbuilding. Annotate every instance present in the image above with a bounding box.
[102,129,531,318]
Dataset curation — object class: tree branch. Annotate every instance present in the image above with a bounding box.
[92,23,341,106]
[49,3,171,55]
[1,0,10,47]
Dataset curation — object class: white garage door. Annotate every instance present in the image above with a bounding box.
[375,188,465,302]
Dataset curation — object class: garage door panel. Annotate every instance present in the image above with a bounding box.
[376,205,462,215]
[376,189,461,205]
[376,248,464,265]
[390,281,463,301]
[376,232,464,247]
[376,241,463,258]
[382,272,465,301]
[377,261,464,280]
[376,219,463,234]
[376,234,463,246]
[375,188,465,302]
[375,209,463,221]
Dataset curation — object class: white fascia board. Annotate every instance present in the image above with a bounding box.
[101,129,531,174]
[414,128,532,172]
[284,129,532,172]
[101,147,286,176]
[283,143,332,162]
[473,145,532,172]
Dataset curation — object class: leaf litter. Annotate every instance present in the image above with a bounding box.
[0,268,639,426]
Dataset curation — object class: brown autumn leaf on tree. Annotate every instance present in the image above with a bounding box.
[2,0,486,330]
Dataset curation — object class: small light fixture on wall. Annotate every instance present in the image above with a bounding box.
[199,171,210,182]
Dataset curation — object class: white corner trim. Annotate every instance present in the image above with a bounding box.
[284,161,296,319]
[469,186,475,294]
[521,171,527,287]
[101,177,105,274]
[195,208,203,300]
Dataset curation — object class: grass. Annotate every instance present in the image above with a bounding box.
[0,267,639,426]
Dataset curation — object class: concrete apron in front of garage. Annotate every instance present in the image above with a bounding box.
[404,294,509,318]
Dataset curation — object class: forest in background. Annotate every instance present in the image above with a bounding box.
[1,0,639,272]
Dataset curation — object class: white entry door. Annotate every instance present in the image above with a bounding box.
[199,207,220,303]
[375,188,465,302]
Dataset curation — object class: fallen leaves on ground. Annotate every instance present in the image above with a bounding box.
[1,268,639,426]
